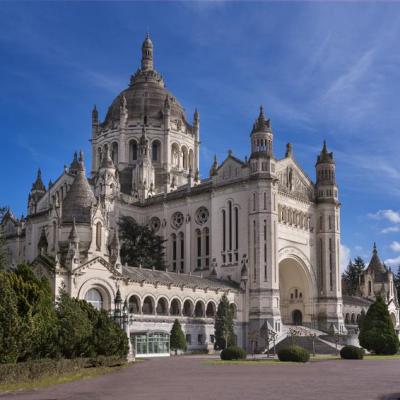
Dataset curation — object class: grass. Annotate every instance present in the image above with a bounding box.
[0,364,127,393]
[364,354,400,360]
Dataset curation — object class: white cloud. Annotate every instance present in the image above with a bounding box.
[340,244,351,273]
[381,226,400,234]
[369,209,400,224]
[384,256,400,268]
[390,241,400,252]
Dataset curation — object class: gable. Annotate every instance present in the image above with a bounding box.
[216,155,246,183]
[276,158,315,202]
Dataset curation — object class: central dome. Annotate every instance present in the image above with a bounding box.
[101,35,188,128]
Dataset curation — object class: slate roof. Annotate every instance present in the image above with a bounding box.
[121,265,238,291]
[342,295,373,307]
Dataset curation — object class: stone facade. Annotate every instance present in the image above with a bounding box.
[3,35,399,353]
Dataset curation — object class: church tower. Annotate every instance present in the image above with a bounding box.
[248,106,281,348]
[28,169,46,215]
[315,141,344,332]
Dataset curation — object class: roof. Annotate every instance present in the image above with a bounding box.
[121,265,238,291]
[364,243,389,282]
[342,295,373,307]
[62,167,96,224]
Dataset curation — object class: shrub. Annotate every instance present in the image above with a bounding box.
[340,345,364,360]
[220,346,247,360]
[277,346,310,363]
[170,319,187,354]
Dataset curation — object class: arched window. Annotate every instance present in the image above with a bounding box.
[142,297,154,315]
[234,207,239,258]
[152,140,161,162]
[206,302,216,318]
[130,141,138,161]
[204,227,210,268]
[182,146,188,170]
[96,222,102,251]
[183,300,193,317]
[128,295,141,314]
[179,232,185,272]
[112,142,118,164]
[171,144,179,167]
[170,299,181,316]
[171,234,177,271]
[156,298,168,315]
[368,281,372,295]
[263,192,267,210]
[222,209,226,261]
[345,313,350,324]
[196,229,202,269]
[194,301,205,318]
[253,193,256,211]
[85,288,103,310]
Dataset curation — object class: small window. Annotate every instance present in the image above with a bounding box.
[186,334,192,345]
[198,334,203,345]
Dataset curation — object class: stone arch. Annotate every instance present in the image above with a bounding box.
[142,295,155,315]
[194,300,205,317]
[170,298,182,316]
[128,294,141,314]
[181,146,188,170]
[171,143,180,168]
[78,278,115,311]
[182,299,194,317]
[206,301,216,318]
[111,141,118,164]
[345,313,350,324]
[351,313,355,324]
[129,139,138,162]
[156,297,169,315]
[278,247,317,326]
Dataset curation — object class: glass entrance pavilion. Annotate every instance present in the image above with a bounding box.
[131,330,170,357]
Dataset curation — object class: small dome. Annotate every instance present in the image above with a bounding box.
[62,169,96,224]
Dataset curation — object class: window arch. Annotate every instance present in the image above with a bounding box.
[142,296,154,315]
[85,288,103,310]
[111,142,118,164]
[206,302,216,318]
[130,140,138,162]
[194,301,205,318]
[156,297,168,315]
[189,149,194,171]
[170,299,181,316]
[181,146,188,170]
[128,295,141,314]
[152,140,161,162]
[96,222,102,251]
[171,143,180,168]
[183,299,193,317]
[171,233,177,271]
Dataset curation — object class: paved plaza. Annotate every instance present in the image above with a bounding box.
[1,356,400,400]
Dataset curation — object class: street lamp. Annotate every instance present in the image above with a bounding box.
[113,288,133,360]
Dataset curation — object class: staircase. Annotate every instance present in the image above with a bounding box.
[266,325,341,355]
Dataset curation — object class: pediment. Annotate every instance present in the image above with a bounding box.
[216,154,246,182]
[276,158,315,202]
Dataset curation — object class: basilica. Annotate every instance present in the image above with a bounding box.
[3,35,399,355]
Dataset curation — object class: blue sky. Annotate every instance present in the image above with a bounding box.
[1,1,400,270]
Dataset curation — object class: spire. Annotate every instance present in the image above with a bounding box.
[92,105,98,123]
[316,140,335,165]
[194,108,199,124]
[373,242,377,255]
[141,32,153,71]
[210,155,218,177]
[285,143,293,158]
[31,168,46,192]
[251,105,271,134]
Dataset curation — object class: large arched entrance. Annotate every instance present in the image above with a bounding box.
[279,256,315,327]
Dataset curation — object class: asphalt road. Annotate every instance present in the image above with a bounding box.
[1,356,400,400]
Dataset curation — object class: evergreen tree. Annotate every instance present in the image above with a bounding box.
[56,291,94,358]
[0,272,23,363]
[170,319,187,355]
[214,294,234,350]
[359,296,399,355]
[118,216,166,270]
[342,257,365,296]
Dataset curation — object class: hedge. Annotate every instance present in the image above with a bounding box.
[340,345,364,360]
[277,346,310,363]
[0,356,126,385]
[220,346,247,360]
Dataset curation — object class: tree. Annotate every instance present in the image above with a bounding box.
[0,272,23,363]
[118,216,166,270]
[342,257,365,296]
[358,296,399,355]
[170,319,187,355]
[214,294,234,350]
[56,291,94,358]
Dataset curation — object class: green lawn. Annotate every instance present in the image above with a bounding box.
[0,364,127,393]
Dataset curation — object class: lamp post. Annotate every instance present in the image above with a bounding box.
[113,288,134,361]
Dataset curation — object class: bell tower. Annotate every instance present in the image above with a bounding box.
[315,141,344,332]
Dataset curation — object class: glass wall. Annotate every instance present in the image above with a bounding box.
[131,331,170,357]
